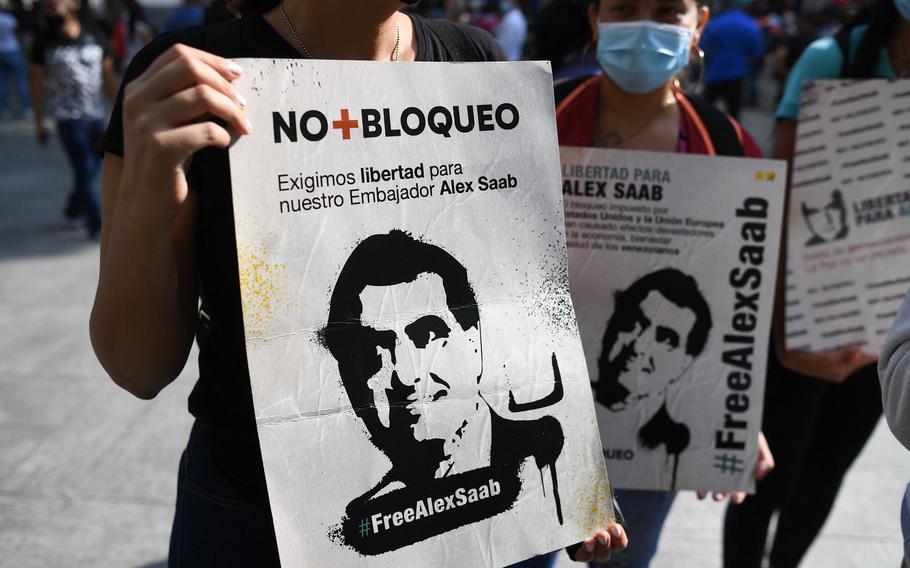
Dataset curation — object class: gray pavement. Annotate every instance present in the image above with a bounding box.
[1,108,908,568]
[0,119,194,568]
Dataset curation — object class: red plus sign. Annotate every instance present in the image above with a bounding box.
[332,108,359,140]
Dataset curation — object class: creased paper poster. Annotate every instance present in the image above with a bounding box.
[786,79,910,353]
[561,147,785,492]
[228,59,612,567]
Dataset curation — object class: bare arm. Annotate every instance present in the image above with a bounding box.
[90,154,198,399]
[89,43,250,399]
[770,118,876,382]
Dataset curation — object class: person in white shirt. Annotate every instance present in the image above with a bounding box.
[495,0,527,60]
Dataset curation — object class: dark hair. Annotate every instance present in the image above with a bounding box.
[842,0,898,79]
[593,268,711,409]
[601,268,712,361]
[325,230,478,349]
[529,0,593,69]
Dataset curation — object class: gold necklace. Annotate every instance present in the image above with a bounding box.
[278,2,401,61]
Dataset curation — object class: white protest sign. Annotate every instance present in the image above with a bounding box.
[228,59,612,567]
[562,147,785,493]
[787,79,910,353]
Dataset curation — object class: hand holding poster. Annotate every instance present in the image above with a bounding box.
[562,147,785,493]
[228,59,612,567]
[786,79,910,353]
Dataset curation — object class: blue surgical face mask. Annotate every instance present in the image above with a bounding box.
[596,21,695,94]
[895,0,910,23]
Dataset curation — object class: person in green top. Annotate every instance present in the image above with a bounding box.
[723,0,908,566]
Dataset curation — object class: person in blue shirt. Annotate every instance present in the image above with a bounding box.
[0,9,31,119]
[161,0,204,32]
[700,0,764,119]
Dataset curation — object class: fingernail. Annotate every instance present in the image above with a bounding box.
[245,118,253,133]
[236,92,247,107]
[611,525,623,538]
[225,61,243,76]
[597,534,608,545]
[585,542,595,553]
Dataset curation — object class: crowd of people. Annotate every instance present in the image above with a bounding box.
[0,0,855,241]
[2,0,908,565]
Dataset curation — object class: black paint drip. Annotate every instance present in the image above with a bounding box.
[638,404,690,490]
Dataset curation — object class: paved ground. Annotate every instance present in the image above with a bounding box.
[1,106,908,568]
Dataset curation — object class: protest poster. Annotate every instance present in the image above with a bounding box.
[227,59,613,567]
[561,147,785,493]
[786,79,910,353]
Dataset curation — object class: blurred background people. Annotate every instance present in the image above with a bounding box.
[530,0,600,80]
[29,0,116,238]
[495,0,528,59]
[701,0,765,119]
[110,0,153,71]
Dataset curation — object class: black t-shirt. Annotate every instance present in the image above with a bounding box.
[31,26,109,119]
[97,13,504,506]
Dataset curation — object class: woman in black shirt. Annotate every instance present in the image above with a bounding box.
[91,0,625,564]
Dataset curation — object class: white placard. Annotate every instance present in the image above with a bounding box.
[786,79,910,353]
[228,59,612,567]
[562,147,785,492]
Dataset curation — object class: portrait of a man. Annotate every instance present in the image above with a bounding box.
[323,230,565,554]
[594,268,712,488]
[801,189,849,246]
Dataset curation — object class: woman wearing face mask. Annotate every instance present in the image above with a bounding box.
[722,1,902,566]
[552,0,775,566]
[90,0,627,564]
[29,0,117,239]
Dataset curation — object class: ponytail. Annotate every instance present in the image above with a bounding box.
[842,0,897,79]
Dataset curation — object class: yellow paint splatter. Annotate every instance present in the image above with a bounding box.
[569,459,614,534]
[237,240,288,340]
[568,420,616,532]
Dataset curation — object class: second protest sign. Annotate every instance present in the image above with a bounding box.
[562,147,785,493]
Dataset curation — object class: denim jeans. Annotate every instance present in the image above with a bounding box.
[591,488,677,568]
[56,118,102,236]
[0,50,29,114]
[168,421,280,567]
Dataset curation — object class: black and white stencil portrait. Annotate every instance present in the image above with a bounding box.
[324,231,568,554]
[594,269,712,488]
[561,146,785,493]
[787,79,910,353]
[227,60,612,567]
[800,189,849,247]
